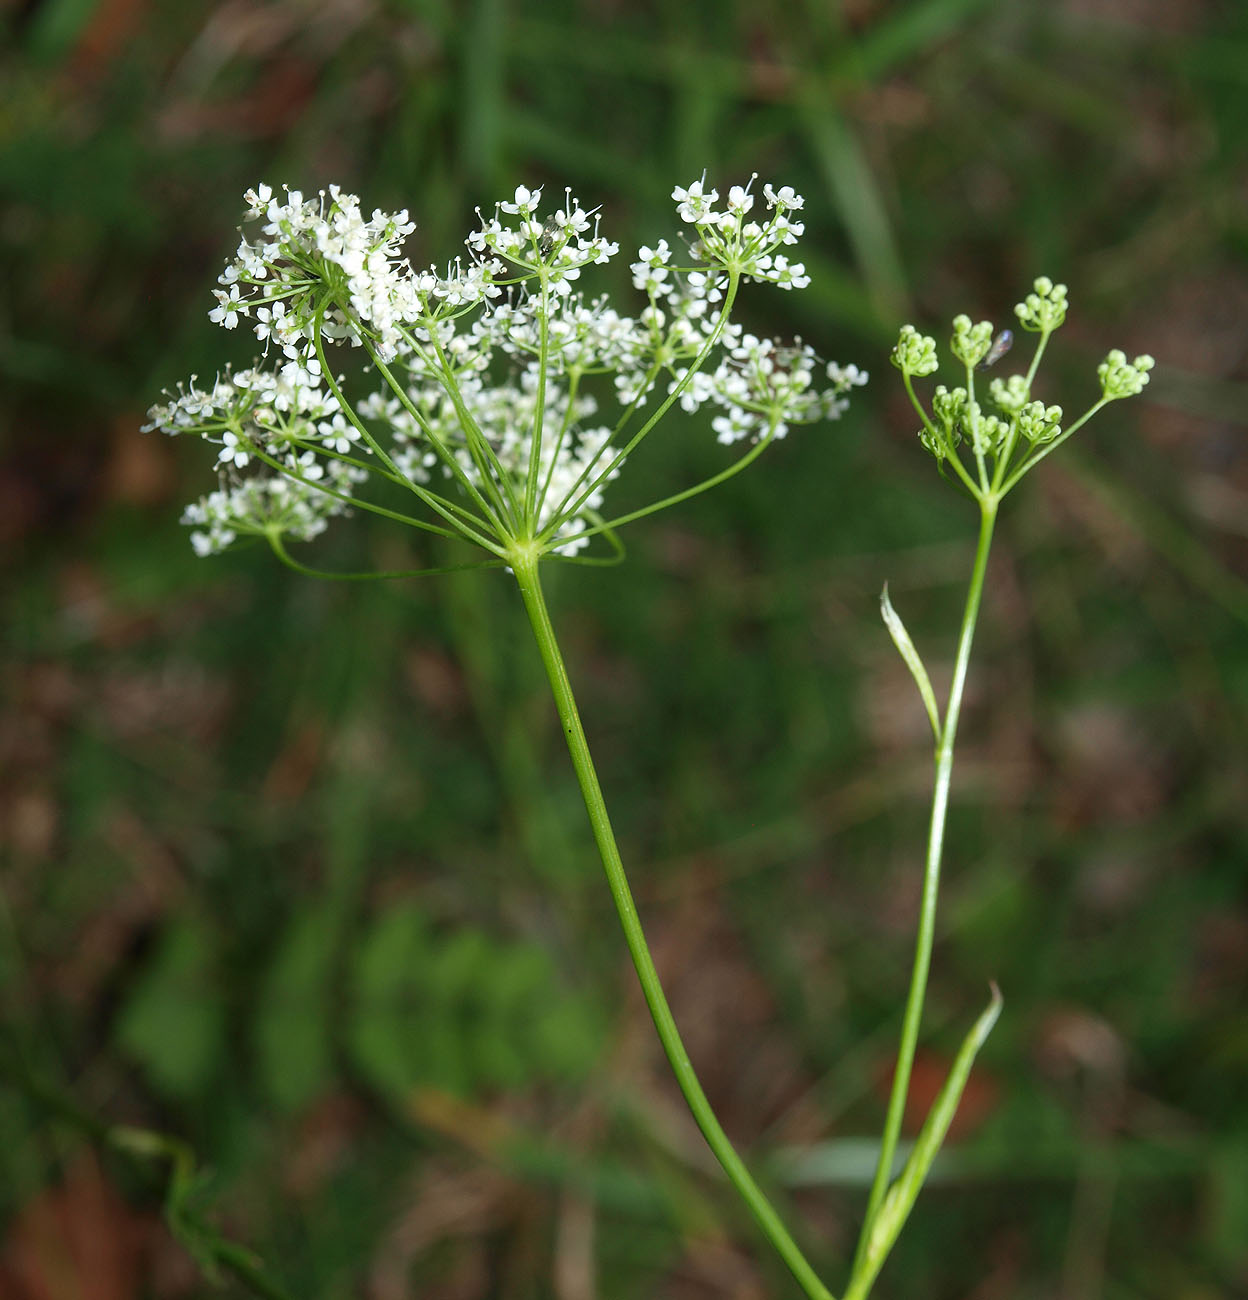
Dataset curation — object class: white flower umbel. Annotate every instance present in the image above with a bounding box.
[147,178,862,569]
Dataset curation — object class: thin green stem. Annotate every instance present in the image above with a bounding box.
[538,356,665,531]
[526,280,552,523]
[964,362,989,494]
[266,531,505,581]
[851,498,998,1280]
[990,328,1051,496]
[537,367,582,510]
[989,411,1024,498]
[244,442,462,541]
[393,324,522,528]
[364,337,515,534]
[900,372,980,501]
[311,322,504,552]
[407,313,524,521]
[546,272,741,533]
[312,313,405,484]
[998,398,1108,496]
[511,551,835,1300]
[554,418,780,547]
[544,508,626,566]
[1023,327,1051,391]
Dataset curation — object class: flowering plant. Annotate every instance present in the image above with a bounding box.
[146,174,864,1297]
[146,177,864,568]
[844,281,1153,1299]
[146,177,1152,1300]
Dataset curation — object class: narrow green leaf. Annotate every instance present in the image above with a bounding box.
[856,986,1003,1293]
[880,583,941,742]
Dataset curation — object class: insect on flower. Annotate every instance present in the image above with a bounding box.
[977,328,1014,370]
[537,214,562,258]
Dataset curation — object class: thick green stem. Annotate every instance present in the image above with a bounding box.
[851,499,998,1280]
[511,550,835,1300]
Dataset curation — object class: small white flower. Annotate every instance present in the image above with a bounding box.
[293,448,324,481]
[217,431,250,467]
[318,412,360,454]
[672,177,719,223]
[209,284,247,328]
[500,184,541,215]
[827,362,869,388]
[726,183,755,215]
[712,406,758,445]
[763,183,804,211]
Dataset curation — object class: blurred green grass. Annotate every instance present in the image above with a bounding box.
[3,1,1248,1296]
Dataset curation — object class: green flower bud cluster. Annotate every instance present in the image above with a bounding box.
[1016,400,1063,445]
[1014,276,1068,333]
[918,384,963,460]
[893,276,1153,503]
[923,384,1017,459]
[971,410,1008,457]
[1098,349,1155,401]
[950,315,994,368]
[987,374,1029,413]
[891,324,939,377]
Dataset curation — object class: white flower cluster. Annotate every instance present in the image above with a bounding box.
[467,184,618,297]
[148,178,863,560]
[144,362,368,555]
[691,337,867,445]
[212,184,420,362]
[180,464,361,557]
[671,175,810,290]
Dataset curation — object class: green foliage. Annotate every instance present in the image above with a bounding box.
[113,899,603,1113]
[115,916,227,1100]
[347,901,602,1106]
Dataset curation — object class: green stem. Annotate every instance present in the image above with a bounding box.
[554,419,780,547]
[511,550,835,1300]
[547,272,741,532]
[379,330,519,531]
[266,531,504,581]
[850,498,998,1280]
[311,321,504,552]
[526,281,552,523]
[244,442,461,541]
[998,398,1107,496]
[964,362,989,494]
[900,372,979,501]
